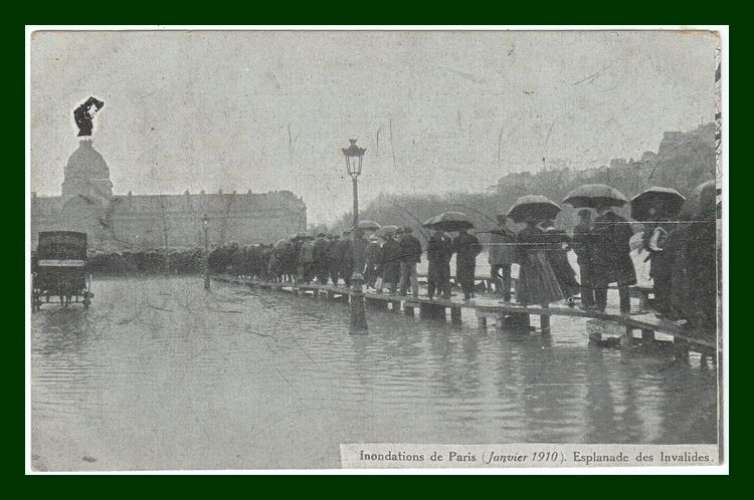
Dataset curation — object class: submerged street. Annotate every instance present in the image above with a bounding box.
[31,276,718,470]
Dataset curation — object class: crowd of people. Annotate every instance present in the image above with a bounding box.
[208,226,483,301]
[209,205,716,335]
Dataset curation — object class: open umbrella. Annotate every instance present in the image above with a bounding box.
[562,184,628,208]
[356,220,381,231]
[679,180,718,221]
[630,186,686,221]
[291,232,314,241]
[422,211,474,232]
[506,195,561,223]
[375,225,400,238]
[274,238,291,250]
[422,214,440,228]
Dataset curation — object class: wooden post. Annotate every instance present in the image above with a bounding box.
[494,313,503,330]
[420,303,445,320]
[639,290,650,311]
[540,305,551,335]
[450,307,462,325]
[621,326,633,348]
[674,338,690,363]
[476,311,487,329]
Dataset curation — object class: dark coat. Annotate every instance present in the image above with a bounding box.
[379,238,402,283]
[453,232,482,287]
[364,240,383,267]
[686,220,717,330]
[488,228,516,265]
[427,233,452,263]
[427,232,452,283]
[592,211,637,287]
[398,234,423,264]
[572,222,595,265]
[336,239,353,273]
[364,240,383,283]
[313,237,330,267]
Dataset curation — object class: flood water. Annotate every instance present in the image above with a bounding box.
[31,276,718,470]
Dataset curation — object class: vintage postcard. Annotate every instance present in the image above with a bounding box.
[26,26,728,473]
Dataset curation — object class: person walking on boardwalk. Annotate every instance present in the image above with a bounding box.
[363,235,383,290]
[351,227,369,287]
[592,204,636,314]
[427,228,452,300]
[452,228,482,301]
[572,209,596,310]
[488,215,515,302]
[539,219,580,306]
[312,232,330,284]
[326,234,341,285]
[398,226,422,297]
[336,230,353,287]
[378,231,401,295]
[299,237,316,284]
[640,207,673,315]
[514,218,564,307]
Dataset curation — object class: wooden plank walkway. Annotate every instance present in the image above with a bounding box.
[211,274,716,352]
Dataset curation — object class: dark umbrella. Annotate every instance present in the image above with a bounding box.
[679,180,718,221]
[506,195,561,223]
[274,238,291,250]
[562,184,629,208]
[357,220,381,231]
[422,211,474,232]
[630,186,686,221]
[422,214,440,228]
[375,225,400,238]
[291,232,311,241]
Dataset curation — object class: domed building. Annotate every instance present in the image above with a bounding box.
[32,138,307,251]
[56,139,113,243]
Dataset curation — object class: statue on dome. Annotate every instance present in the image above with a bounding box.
[73,96,104,137]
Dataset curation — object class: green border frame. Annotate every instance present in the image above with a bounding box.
[8,2,743,487]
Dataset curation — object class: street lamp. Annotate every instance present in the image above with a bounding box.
[202,213,210,290]
[342,139,367,334]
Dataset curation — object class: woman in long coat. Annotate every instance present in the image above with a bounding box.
[515,219,564,307]
[363,236,383,289]
[592,206,637,313]
[378,233,402,294]
[539,220,580,304]
[452,228,482,300]
[426,229,453,299]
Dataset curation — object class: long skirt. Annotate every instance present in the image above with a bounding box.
[516,251,564,306]
[547,251,580,297]
[382,262,400,285]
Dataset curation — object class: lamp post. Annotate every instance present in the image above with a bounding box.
[202,213,210,290]
[342,139,368,334]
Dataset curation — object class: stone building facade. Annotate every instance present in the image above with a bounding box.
[31,139,307,250]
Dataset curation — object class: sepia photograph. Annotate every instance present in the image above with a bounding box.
[26,27,727,473]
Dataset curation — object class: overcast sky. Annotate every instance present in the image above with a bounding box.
[30,30,719,224]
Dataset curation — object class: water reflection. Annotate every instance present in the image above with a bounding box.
[31,276,718,470]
